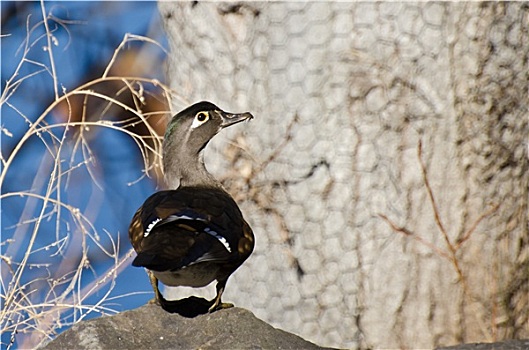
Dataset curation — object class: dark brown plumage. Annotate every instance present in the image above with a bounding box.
[128,101,254,313]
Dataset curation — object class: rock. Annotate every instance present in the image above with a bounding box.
[437,339,529,350]
[41,303,331,349]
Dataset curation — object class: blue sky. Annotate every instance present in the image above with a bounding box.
[1,2,169,347]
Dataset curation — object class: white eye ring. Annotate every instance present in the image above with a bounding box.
[191,112,209,128]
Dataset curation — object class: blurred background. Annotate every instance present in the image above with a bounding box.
[1,2,171,348]
[1,2,528,350]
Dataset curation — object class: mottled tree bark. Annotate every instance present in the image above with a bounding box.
[158,2,528,349]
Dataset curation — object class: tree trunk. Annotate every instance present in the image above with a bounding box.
[158,2,528,349]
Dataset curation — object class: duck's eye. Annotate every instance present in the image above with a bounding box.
[192,111,209,128]
[197,112,208,122]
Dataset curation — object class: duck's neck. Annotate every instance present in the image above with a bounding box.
[163,143,219,189]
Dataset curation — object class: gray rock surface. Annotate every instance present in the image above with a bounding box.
[437,339,529,350]
[41,303,331,349]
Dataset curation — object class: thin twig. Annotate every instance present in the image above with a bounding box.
[252,112,299,177]
[417,140,454,253]
[39,0,59,100]
[417,140,468,287]
[379,214,452,260]
[455,203,501,250]
[103,33,168,78]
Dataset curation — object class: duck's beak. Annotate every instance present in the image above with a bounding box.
[219,110,254,128]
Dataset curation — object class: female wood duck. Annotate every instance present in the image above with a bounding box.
[128,101,255,313]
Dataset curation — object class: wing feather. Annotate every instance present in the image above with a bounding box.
[128,188,245,272]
